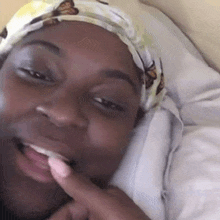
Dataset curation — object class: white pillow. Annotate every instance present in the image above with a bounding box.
[0,0,31,29]
[110,1,220,220]
[140,0,220,73]
[3,1,220,219]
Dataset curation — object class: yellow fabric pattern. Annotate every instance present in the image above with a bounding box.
[0,0,165,110]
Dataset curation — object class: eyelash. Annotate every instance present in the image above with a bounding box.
[94,97,125,112]
[17,68,125,113]
[18,68,53,82]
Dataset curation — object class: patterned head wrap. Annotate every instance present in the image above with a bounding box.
[0,0,165,110]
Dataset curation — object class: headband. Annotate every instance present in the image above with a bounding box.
[0,0,165,110]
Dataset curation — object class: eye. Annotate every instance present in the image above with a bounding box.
[94,97,125,112]
[17,68,53,82]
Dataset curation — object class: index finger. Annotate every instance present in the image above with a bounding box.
[48,202,89,220]
[48,157,108,208]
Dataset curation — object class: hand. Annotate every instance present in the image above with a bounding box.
[48,158,150,220]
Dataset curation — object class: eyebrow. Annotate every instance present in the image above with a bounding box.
[100,69,138,94]
[21,41,139,93]
[22,40,61,56]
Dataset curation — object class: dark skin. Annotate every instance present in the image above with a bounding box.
[0,21,150,219]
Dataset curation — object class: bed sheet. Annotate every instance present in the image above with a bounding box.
[110,2,220,220]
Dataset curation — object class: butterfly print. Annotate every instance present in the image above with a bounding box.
[30,0,79,25]
[56,0,79,16]
[144,61,157,89]
[0,27,8,39]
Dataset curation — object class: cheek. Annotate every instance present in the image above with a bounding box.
[0,70,50,123]
[0,71,31,119]
[89,117,135,151]
[84,116,136,178]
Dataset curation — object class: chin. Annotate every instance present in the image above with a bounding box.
[0,156,70,220]
[0,186,71,220]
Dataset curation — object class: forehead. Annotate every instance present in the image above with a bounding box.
[18,21,136,71]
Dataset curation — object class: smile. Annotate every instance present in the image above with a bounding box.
[24,143,70,162]
[14,138,72,183]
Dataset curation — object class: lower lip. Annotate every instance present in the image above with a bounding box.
[16,145,55,183]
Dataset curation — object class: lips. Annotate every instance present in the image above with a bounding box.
[14,138,73,183]
[24,143,70,162]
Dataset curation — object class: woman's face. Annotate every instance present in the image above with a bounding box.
[0,21,141,219]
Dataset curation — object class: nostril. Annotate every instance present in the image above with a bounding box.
[68,159,77,167]
[36,104,88,128]
[36,106,51,119]
[42,112,48,118]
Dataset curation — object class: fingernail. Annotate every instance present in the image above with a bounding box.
[48,157,72,178]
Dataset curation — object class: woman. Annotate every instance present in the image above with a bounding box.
[0,0,164,219]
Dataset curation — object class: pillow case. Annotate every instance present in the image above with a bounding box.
[140,0,220,73]
[2,1,220,220]
[110,1,220,219]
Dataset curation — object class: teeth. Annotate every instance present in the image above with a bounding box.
[25,144,70,162]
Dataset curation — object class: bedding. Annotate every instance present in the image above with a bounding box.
[1,0,220,220]
[140,0,220,73]
[0,0,30,29]
[110,1,220,220]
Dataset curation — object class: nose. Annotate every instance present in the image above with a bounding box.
[36,89,88,128]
